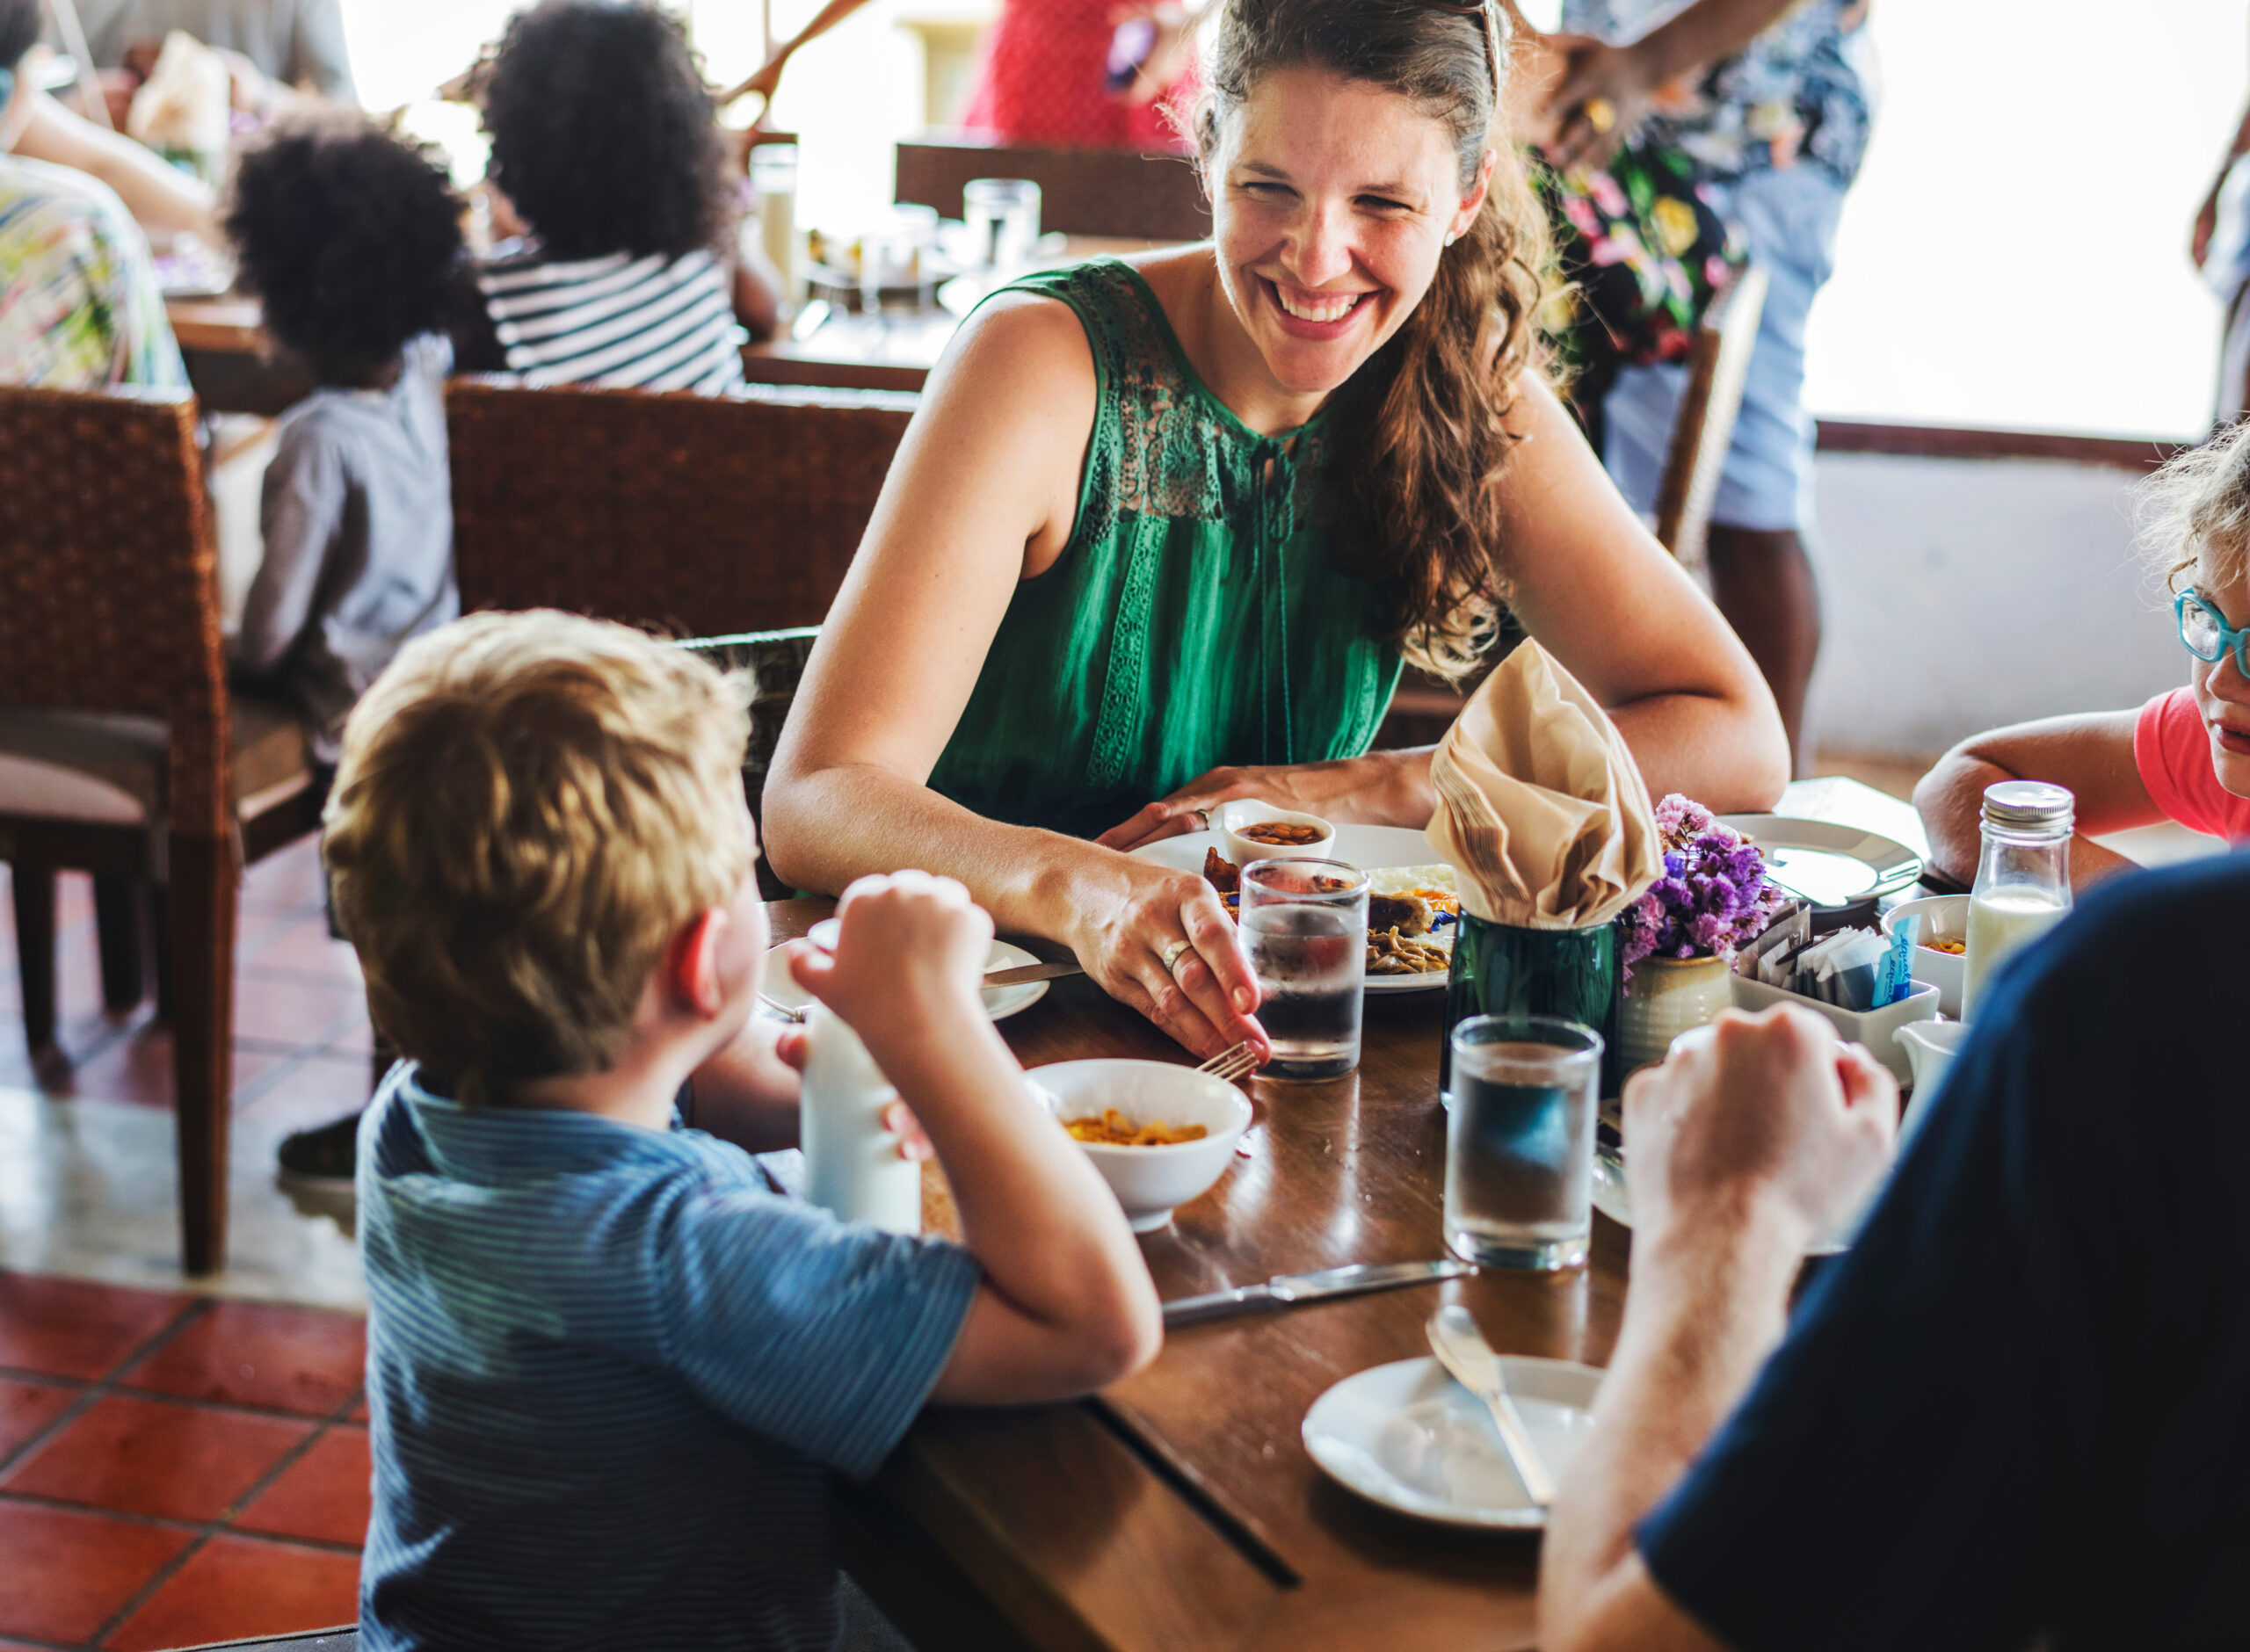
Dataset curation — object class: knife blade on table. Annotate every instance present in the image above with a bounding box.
[1162,1259,1470,1328]
[983,960,1085,986]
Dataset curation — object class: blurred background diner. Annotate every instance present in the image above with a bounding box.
[4,0,2250,1645]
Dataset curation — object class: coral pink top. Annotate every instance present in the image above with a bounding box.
[2135,687,2250,841]
[959,0,1192,149]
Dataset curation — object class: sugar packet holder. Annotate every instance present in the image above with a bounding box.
[1742,910,1920,1013]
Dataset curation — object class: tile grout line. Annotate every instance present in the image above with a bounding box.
[0,1301,213,1480]
[77,1382,374,1648]
[0,1488,364,1555]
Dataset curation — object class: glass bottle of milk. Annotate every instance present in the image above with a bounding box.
[801,1000,923,1235]
[1961,781,2074,1019]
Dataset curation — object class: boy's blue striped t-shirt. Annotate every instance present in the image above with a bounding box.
[355,1063,981,1651]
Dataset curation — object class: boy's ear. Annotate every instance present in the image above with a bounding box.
[671,908,732,1019]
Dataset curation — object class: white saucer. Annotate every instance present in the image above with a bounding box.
[1716,815,1923,908]
[1133,824,1453,994]
[1302,1354,1602,1529]
[760,918,1050,1022]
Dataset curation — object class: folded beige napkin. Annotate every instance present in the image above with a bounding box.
[1423,641,1662,929]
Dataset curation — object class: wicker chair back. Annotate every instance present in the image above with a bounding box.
[446,380,916,636]
[678,628,818,900]
[0,385,229,833]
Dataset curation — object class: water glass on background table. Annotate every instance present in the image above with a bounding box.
[1239,859,1368,1080]
[963,177,1042,272]
[1445,1015,1602,1271]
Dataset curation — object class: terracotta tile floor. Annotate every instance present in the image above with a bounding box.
[0,842,374,1646]
[0,844,368,1306]
[0,1272,367,1650]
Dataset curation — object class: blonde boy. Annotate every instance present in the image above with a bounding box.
[329,612,1159,1652]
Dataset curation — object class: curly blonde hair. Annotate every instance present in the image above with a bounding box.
[2137,419,2250,595]
[323,612,753,1105]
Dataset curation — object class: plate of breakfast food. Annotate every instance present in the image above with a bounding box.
[1132,818,1461,994]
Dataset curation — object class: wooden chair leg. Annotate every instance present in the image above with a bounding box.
[168,835,237,1275]
[11,864,58,1055]
[93,875,146,1015]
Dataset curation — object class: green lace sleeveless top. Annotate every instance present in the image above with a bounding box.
[926,259,1404,841]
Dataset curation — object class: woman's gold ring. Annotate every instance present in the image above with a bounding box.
[1582,95,1617,134]
[1161,939,1193,972]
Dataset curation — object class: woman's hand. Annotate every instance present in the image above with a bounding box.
[1062,856,1267,1063]
[1095,753,1431,851]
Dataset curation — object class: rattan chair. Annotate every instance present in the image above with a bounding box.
[896,134,1211,243]
[446,380,916,636]
[678,629,818,901]
[0,383,323,1274]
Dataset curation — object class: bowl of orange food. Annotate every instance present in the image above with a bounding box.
[1217,800,1336,867]
[1881,895,1968,1018]
[1029,1059,1253,1232]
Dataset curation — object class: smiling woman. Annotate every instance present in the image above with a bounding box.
[763,0,1789,1063]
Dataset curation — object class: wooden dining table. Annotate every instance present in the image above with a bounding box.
[791,776,1933,1652]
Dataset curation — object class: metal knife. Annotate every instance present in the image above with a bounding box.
[1427,1303,1554,1507]
[983,960,1085,986]
[1162,1259,1470,1328]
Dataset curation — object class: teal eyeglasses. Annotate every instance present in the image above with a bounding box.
[2176,587,2250,677]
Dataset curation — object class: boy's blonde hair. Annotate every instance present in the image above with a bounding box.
[323,611,753,1105]
[2138,418,2250,593]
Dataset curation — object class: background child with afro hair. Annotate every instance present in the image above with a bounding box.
[224,113,465,770]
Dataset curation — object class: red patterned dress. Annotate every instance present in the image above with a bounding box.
[959,0,1193,149]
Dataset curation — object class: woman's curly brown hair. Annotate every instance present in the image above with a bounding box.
[224,117,465,387]
[1194,0,1553,678]
[483,0,733,262]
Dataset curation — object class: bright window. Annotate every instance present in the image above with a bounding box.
[1804,0,2247,440]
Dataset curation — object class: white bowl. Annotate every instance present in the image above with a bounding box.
[1216,799,1336,867]
[1881,895,1968,1018]
[1029,1059,1252,1232]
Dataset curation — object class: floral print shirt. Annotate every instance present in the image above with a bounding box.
[1558,0,1875,188]
[0,156,186,391]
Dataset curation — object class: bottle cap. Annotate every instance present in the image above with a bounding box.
[1981,780,2074,830]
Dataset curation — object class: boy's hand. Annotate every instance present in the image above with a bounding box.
[772,1024,931,1162]
[787,871,994,1040]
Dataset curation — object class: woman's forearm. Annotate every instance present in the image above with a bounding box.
[19,91,219,242]
[763,759,1098,943]
[1608,691,1789,814]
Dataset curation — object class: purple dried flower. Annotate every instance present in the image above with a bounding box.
[1620,793,1783,976]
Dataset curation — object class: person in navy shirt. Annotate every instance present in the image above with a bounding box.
[1541,852,2250,1650]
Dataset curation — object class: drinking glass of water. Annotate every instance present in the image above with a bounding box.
[1238,859,1368,1080]
[1445,1015,1602,1272]
[962,178,1042,272]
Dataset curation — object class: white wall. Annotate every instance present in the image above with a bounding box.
[1802,452,2186,761]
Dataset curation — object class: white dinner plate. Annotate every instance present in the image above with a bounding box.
[1302,1354,1603,1529]
[759,918,1050,1022]
[1133,824,1455,994]
[1717,815,1923,909]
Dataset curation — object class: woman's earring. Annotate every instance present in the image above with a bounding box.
[1443,232,1458,247]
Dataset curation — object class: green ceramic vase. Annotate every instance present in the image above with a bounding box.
[1441,914,1622,1098]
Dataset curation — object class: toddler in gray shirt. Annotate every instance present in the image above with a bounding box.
[224,117,466,763]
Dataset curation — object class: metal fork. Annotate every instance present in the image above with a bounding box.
[1197,1040,1261,1084]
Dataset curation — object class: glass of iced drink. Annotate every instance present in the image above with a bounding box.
[1238,859,1368,1080]
[1445,1015,1603,1271]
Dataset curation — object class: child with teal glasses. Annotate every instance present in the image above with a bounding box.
[1917,424,2250,888]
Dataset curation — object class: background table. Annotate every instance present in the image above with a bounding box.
[796,777,1923,1651]
[167,236,1174,412]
